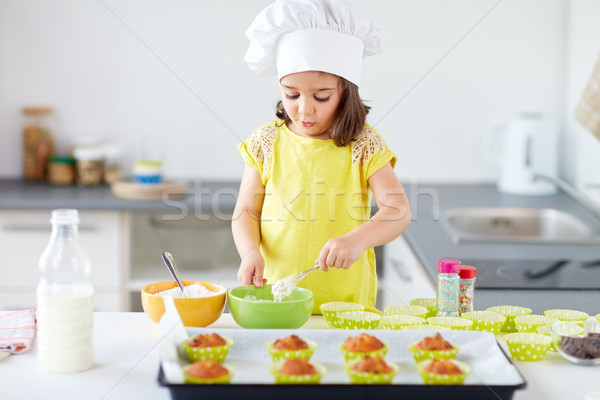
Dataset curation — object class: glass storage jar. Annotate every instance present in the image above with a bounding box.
[22,107,54,181]
[73,146,104,186]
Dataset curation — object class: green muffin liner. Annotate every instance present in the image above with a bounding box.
[461,311,506,335]
[337,311,381,330]
[407,341,459,362]
[544,309,589,322]
[596,313,600,323]
[504,333,551,361]
[514,315,559,333]
[265,339,318,362]
[319,302,365,328]
[339,342,390,361]
[486,306,532,332]
[183,363,234,384]
[384,305,429,318]
[182,335,234,363]
[409,298,438,318]
[401,324,451,331]
[344,358,400,384]
[380,315,426,330]
[535,325,557,352]
[269,360,326,384]
[416,359,470,385]
[426,316,474,330]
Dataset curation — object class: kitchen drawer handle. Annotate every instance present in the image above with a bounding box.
[1,223,97,232]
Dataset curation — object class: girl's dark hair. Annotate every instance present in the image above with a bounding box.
[275,76,370,147]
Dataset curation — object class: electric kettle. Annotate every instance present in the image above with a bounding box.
[484,112,558,196]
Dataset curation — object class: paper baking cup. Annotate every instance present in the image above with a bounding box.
[182,335,233,363]
[514,315,558,333]
[535,325,557,352]
[407,341,460,363]
[384,305,429,318]
[504,333,552,361]
[426,316,474,330]
[344,357,400,384]
[596,313,600,323]
[544,309,589,322]
[409,298,438,318]
[269,360,326,384]
[461,311,506,335]
[319,302,365,328]
[339,342,390,362]
[416,359,470,385]
[401,324,451,331]
[380,315,426,330]
[183,363,234,384]
[486,306,533,332]
[337,311,381,330]
[265,339,318,362]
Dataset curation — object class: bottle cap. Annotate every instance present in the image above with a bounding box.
[438,258,461,273]
[460,265,477,279]
[50,209,79,225]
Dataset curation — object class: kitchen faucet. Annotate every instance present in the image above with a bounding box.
[533,172,600,219]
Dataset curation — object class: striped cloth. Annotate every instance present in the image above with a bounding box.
[575,54,600,140]
[0,309,36,355]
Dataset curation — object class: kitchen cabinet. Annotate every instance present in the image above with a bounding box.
[0,210,128,311]
[378,236,435,309]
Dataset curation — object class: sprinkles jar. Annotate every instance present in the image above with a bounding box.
[459,266,477,315]
[436,259,461,317]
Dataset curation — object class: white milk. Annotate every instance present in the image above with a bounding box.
[37,293,94,374]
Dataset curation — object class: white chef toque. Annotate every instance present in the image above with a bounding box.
[244,0,381,87]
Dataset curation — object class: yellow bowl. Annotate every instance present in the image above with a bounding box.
[141,280,226,327]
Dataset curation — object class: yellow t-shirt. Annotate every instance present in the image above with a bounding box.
[238,120,397,313]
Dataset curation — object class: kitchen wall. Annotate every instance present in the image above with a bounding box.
[2,0,594,191]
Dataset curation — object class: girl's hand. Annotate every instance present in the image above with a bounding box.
[237,249,267,288]
[316,233,364,272]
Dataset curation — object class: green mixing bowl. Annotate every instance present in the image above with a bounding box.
[228,285,313,329]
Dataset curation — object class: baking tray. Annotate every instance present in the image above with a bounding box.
[158,328,527,400]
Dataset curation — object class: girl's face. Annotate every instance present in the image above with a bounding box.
[279,71,342,140]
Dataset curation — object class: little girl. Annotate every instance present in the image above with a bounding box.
[232,0,411,313]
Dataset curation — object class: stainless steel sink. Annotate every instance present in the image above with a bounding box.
[441,207,600,244]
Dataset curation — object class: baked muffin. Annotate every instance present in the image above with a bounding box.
[182,333,233,363]
[415,333,454,351]
[344,355,399,384]
[269,359,326,384]
[407,333,459,362]
[416,359,470,385]
[188,333,227,348]
[183,360,234,384]
[340,333,389,361]
[266,335,318,362]
[274,335,309,350]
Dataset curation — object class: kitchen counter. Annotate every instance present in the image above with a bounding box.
[2,312,598,400]
[0,179,240,213]
[402,182,600,314]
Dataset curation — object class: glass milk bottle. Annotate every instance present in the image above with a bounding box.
[36,209,94,373]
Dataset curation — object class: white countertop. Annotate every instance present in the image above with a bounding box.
[2,312,599,400]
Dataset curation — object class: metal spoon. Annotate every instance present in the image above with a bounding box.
[161,251,187,297]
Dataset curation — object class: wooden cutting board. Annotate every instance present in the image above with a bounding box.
[111,181,189,200]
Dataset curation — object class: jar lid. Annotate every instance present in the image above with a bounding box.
[50,156,75,165]
[74,146,104,160]
[438,258,461,273]
[459,265,477,279]
[22,106,53,116]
